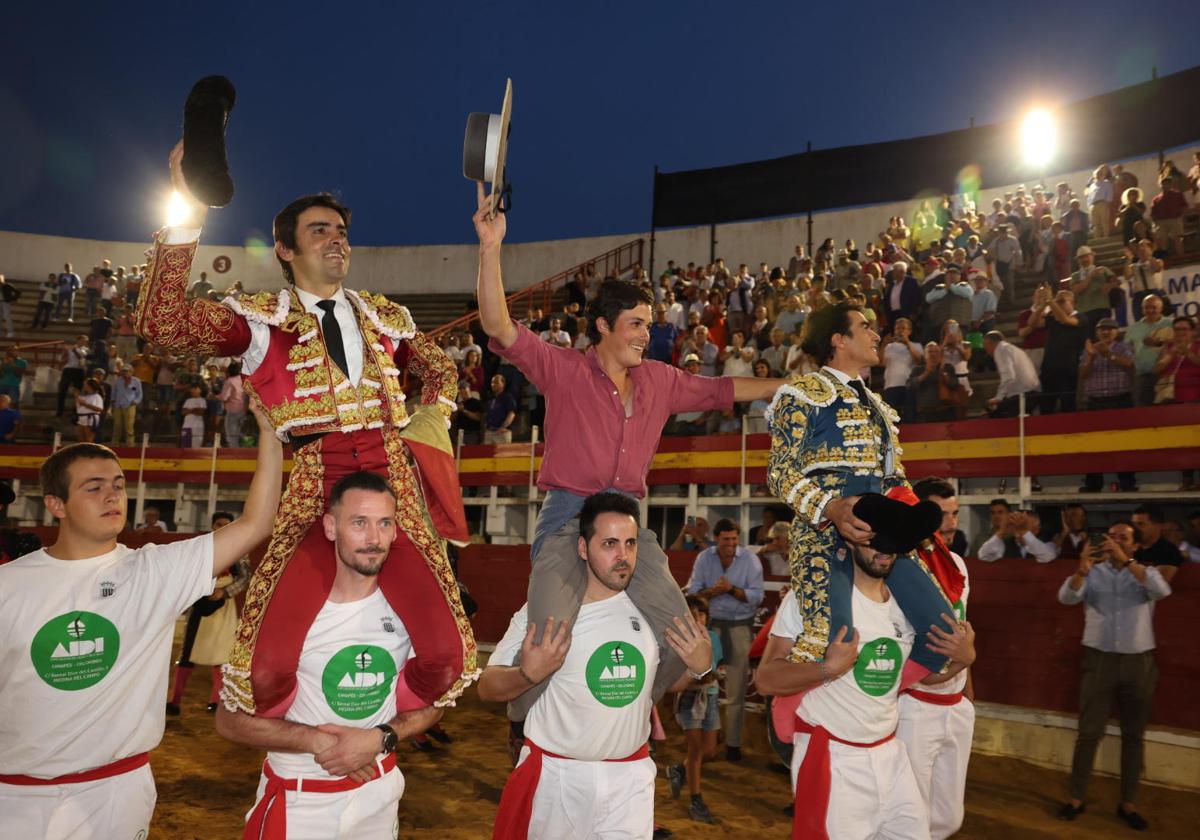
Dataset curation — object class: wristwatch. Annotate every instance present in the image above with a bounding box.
[377,724,399,753]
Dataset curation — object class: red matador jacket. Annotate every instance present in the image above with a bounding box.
[134,232,478,716]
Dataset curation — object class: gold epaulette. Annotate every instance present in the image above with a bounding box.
[346,290,416,341]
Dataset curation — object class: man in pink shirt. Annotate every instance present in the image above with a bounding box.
[471,184,782,721]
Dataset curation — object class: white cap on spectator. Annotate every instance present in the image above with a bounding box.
[682,353,701,365]
[1076,245,1093,257]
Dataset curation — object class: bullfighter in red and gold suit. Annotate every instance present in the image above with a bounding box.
[136,142,477,720]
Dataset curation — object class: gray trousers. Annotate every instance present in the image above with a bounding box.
[507,519,689,721]
[710,618,752,748]
[1068,647,1158,804]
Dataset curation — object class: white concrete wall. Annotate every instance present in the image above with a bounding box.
[2,145,1195,298]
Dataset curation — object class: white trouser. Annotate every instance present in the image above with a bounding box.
[0,764,155,840]
[790,732,930,840]
[247,765,405,840]
[526,750,656,840]
[896,694,975,840]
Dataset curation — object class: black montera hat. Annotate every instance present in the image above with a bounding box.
[852,493,942,555]
[181,76,236,207]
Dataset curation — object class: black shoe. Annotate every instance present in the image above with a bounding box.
[667,762,684,800]
[1116,806,1148,831]
[411,738,435,753]
[206,702,218,713]
[652,828,674,840]
[726,745,742,762]
[688,795,717,824]
[1057,802,1086,821]
[426,725,452,744]
[165,702,181,716]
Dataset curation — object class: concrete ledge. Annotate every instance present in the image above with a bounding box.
[973,701,1199,792]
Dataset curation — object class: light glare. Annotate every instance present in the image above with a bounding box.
[1020,108,1056,169]
[166,190,191,226]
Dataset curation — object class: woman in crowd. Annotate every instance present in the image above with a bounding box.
[881,316,922,423]
[1086,164,1115,238]
[1154,315,1200,490]
[459,348,484,397]
[701,289,728,350]
[218,361,247,446]
[75,378,103,442]
[1118,187,1147,246]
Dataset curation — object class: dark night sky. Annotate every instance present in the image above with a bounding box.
[3,1,1199,247]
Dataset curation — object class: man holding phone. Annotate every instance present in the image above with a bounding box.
[1056,522,1171,831]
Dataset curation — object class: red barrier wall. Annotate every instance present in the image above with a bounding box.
[458,547,1199,731]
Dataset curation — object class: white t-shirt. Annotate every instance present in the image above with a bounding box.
[772,586,914,743]
[721,352,755,378]
[76,392,103,423]
[491,592,658,761]
[918,551,970,695]
[182,396,207,434]
[0,536,214,776]
[883,341,921,389]
[268,589,413,779]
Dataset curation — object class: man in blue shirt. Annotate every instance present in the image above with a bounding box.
[0,395,21,443]
[1056,521,1171,831]
[483,373,517,445]
[686,518,764,761]
[647,305,679,363]
[109,367,144,446]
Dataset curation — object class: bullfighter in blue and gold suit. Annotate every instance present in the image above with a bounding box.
[766,303,954,672]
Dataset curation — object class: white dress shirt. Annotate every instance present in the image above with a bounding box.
[992,340,1041,401]
[978,531,1057,563]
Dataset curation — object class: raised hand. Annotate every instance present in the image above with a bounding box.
[473,181,507,249]
[519,617,572,684]
[167,140,208,225]
[664,613,715,676]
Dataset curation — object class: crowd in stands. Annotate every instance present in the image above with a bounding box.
[443,154,1200,449]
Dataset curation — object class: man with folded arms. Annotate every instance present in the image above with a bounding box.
[0,405,282,840]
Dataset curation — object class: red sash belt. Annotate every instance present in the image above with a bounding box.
[791,718,895,840]
[903,688,964,706]
[243,752,397,840]
[0,752,149,786]
[492,739,650,840]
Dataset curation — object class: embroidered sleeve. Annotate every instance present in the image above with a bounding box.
[134,234,252,357]
[766,389,829,525]
[397,329,459,419]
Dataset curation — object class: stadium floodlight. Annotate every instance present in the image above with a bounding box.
[1019,108,1056,170]
[165,190,192,226]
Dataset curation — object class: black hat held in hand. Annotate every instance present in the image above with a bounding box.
[851,493,942,555]
[182,75,236,208]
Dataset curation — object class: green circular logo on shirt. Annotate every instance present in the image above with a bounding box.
[584,641,647,708]
[30,611,120,691]
[321,645,397,720]
[852,637,902,697]
[952,599,967,622]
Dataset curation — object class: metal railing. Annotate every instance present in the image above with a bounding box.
[428,238,644,340]
[0,339,70,370]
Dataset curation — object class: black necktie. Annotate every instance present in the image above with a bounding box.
[316,300,349,379]
[848,379,870,405]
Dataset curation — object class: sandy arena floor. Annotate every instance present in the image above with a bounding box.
[151,644,1199,839]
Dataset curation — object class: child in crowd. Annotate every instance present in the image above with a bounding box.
[180,383,207,447]
[667,595,724,824]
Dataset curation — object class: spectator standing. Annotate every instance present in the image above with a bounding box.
[32,273,56,329]
[82,265,104,317]
[1054,503,1089,562]
[109,368,143,446]
[909,342,961,422]
[1069,247,1120,337]
[978,509,1055,562]
[670,516,712,551]
[101,271,119,317]
[0,275,17,338]
[685,519,764,762]
[0,394,21,443]
[1062,199,1090,261]
[989,225,1023,305]
[189,271,214,300]
[984,331,1040,417]
[1122,240,1165,321]
[1079,318,1136,492]
[218,362,247,445]
[1016,284,1051,370]
[726,265,755,336]
[1037,290,1087,414]
[1056,523,1170,831]
[539,317,571,349]
[1162,519,1200,563]
[719,333,756,378]
[647,305,678,363]
[689,325,720,377]
[55,263,80,322]
[1150,175,1187,255]
[1131,505,1183,585]
[114,303,139,361]
[1153,316,1200,404]
[124,264,143,308]
[775,295,807,337]
[1124,294,1171,405]
[74,378,103,442]
[941,321,972,395]
[0,348,27,408]
[666,595,724,824]
[881,317,923,422]
[665,291,688,332]
[760,328,788,375]
[56,335,90,417]
[1117,188,1147,247]
[923,267,974,344]
[883,262,921,328]
[1085,166,1114,238]
[180,383,207,447]
[483,373,517,445]
[459,348,484,397]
